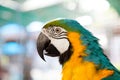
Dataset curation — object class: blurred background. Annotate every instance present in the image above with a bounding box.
[0,0,120,80]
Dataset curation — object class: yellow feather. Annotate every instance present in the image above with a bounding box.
[62,32,114,80]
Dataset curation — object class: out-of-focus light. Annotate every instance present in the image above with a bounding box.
[1,23,26,40]
[65,2,76,10]
[21,0,63,11]
[30,69,61,80]
[76,16,93,26]
[1,24,21,35]
[30,69,43,80]
[26,21,43,32]
[80,0,110,12]
[95,34,108,48]
[0,0,19,10]
[109,36,120,68]
[2,42,25,55]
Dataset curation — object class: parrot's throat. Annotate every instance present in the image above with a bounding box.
[61,32,114,80]
[59,44,73,65]
[59,32,86,65]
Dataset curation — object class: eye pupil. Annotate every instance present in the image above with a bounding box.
[55,28,61,33]
[56,29,59,31]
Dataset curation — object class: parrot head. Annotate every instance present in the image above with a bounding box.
[37,19,94,65]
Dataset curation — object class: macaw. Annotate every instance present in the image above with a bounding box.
[37,19,120,80]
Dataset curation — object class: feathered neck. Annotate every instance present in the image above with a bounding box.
[61,32,114,80]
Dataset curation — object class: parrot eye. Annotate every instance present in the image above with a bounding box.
[45,26,67,39]
[55,27,61,33]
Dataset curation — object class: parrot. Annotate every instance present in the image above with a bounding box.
[37,19,120,80]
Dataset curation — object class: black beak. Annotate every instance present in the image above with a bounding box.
[37,33,50,61]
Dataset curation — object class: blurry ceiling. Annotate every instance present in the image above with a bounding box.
[0,0,79,27]
[0,0,120,27]
[0,0,63,11]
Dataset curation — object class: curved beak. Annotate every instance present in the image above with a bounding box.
[37,33,50,61]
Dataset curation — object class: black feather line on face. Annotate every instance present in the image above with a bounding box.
[59,44,73,65]
[45,44,60,57]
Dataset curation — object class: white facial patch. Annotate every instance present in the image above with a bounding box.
[41,27,69,54]
[51,38,70,54]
